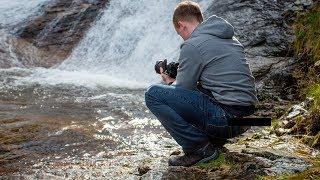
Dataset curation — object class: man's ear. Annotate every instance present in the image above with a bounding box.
[177,21,184,29]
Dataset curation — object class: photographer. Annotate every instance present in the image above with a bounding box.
[145,1,258,167]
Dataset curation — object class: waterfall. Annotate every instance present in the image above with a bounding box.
[2,0,212,89]
[57,0,185,88]
[54,0,211,88]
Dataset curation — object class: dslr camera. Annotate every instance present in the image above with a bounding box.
[154,59,179,79]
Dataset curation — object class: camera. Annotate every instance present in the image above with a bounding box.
[154,59,179,79]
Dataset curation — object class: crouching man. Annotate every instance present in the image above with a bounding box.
[145,1,258,167]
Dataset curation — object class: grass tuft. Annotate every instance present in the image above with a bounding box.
[308,84,320,107]
[293,4,320,62]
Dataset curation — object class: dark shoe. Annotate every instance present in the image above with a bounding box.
[168,143,220,167]
[208,137,227,147]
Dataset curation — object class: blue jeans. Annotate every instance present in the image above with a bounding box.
[145,84,248,153]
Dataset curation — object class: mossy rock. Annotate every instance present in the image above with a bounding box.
[197,153,230,170]
[197,151,267,179]
[259,164,320,180]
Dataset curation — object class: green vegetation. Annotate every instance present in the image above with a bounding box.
[305,84,320,147]
[308,84,320,107]
[197,153,235,170]
[293,2,320,98]
[260,5,320,179]
[290,2,320,149]
[294,5,320,62]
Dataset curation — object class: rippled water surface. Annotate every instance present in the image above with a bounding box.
[0,68,178,178]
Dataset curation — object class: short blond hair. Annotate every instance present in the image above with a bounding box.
[173,1,203,28]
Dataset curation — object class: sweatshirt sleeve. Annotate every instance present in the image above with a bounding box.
[175,43,203,90]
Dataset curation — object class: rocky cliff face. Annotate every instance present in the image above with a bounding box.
[206,0,314,115]
[11,0,109,67]
[207,0,313,58]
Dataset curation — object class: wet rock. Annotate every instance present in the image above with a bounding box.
[286,103,309,119]
[282,120,296,129]
[138,165,151,176]
[266,63,299,100]
[264,157,311,176]
[206,0,313,57]
[240,147,311,176]
[286,99,313,119]
[274,128,291,136]
[11,0,109,68]
[170,149,181,156]
[162,166,209,180]
[243,162,258,171]
[242,148,283,161]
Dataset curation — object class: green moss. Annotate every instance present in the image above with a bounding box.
[267,119,280,133]
[308,84,320,107]
[271,119,280,129]
[197,153,233,170]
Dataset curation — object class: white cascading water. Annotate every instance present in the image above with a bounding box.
[0,0,49,67]
[0,0,49,26]
[58,0,185,86]
[3,0,212,89]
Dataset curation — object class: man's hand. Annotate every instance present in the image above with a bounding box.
[160,67,176,85]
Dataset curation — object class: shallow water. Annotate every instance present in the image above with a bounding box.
[0,68,178,178]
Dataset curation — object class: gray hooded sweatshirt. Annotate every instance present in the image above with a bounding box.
[175,15,258,106]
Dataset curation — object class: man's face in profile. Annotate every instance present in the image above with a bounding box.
[174,24,183,38]
[174,22,187,40]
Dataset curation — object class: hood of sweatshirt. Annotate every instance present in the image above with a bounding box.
[191,15,234,39]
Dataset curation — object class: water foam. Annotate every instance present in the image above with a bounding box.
[18,68,149,89]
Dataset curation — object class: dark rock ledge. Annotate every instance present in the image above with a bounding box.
[11,0,109,67]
